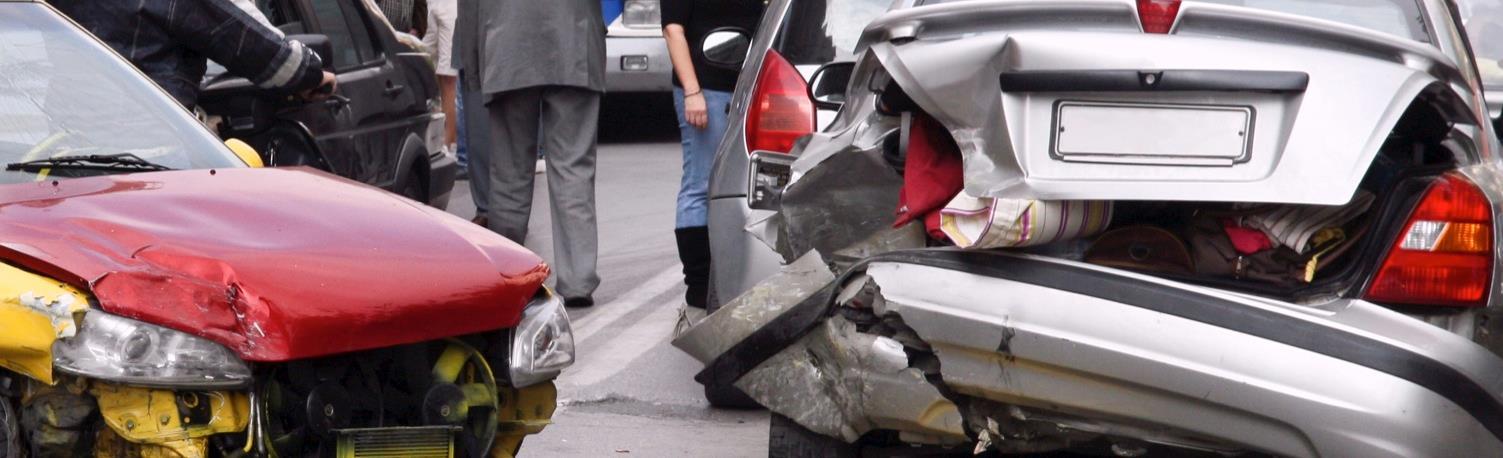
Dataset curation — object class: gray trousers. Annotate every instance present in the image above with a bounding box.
[461,83,491,213]
[486,85,601,299]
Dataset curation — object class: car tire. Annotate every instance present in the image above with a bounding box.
[700,264,762,410]
[702,369,760,409]
[0,397,20,458]
[401,165,427,203]
[769,413,859,458]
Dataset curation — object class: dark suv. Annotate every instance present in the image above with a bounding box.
[200,0,455,208]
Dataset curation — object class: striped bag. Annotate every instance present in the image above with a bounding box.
[939,193,1113,249]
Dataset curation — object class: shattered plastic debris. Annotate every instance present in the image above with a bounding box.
[20,291,78,338]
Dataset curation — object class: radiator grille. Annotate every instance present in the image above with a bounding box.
[336,426,458,458]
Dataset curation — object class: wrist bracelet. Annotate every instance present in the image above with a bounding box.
[684,89,703,97]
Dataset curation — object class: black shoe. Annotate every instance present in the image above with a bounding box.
[563,296,594,308]
[675,226,712,309]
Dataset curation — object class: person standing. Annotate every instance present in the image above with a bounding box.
[662,0,765,308]
[423,0,459,158]
[453,0,490,224]
[459,0,605,307]
[377,0,424,35]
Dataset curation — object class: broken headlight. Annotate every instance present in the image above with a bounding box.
[508,288,575,387]
[52,311,251,388]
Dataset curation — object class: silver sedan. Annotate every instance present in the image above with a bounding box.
[682,0,1503,456]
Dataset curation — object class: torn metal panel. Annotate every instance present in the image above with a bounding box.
[674,252,833,363]
[0,262,90,385]
[777,146,903,263]
[736,315,966,444]
[829,223,927,272]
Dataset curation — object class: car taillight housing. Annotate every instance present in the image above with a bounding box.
[746,50,814,154]
[1366,173,1494,307]
[1136,0,1182,34]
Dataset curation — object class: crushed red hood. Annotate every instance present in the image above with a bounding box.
[0,167,548,362]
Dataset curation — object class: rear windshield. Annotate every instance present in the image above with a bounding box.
[774,0,893,65]
[1190,0,1429,42]
[918,0,1430,43]
[1458,0,1503,89]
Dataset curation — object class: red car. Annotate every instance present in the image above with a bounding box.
[0,2,572,457]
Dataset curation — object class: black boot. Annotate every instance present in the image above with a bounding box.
[675,226,712,309]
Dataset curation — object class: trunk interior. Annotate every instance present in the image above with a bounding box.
[893,96,1462,304]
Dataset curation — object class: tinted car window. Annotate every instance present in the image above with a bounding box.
[1457,0,1503,89]
[0,5,240,184]
[309,0,380,69]
[775,0,893,65]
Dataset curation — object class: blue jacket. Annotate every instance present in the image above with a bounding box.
[52,0,325,108]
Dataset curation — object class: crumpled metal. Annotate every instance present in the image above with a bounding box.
[674,252,834,363]
[0,168,549,362]
[738,314,965,443]
[777,146,903,264]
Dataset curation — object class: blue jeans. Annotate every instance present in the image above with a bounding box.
[673,87,732,229]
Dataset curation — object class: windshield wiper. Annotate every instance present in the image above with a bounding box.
[5,153,173,172]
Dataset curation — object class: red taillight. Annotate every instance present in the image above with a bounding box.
[1136,0,1182,34]
[1366,174,1494,307]
[746,50,815,154]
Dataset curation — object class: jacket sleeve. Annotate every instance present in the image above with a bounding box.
[150,0,325,93]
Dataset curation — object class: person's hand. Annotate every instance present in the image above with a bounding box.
[684,92,708,129]
[300,71,338,101]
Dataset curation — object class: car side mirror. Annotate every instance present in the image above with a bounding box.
[1487,90,1502,142]
[224,138,264,168]
[808,62,856,111]
[701,28,752,70]
[287,34,335,71]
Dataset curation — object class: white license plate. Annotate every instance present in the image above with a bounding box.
[1052,101,1252,166]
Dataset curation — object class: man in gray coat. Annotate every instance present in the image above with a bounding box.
[456,0,605,307]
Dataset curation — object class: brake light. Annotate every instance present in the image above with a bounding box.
[1366,174,1494,307]
[1136,0,1182,34]
[746,50,814,154]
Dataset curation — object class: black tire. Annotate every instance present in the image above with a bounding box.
[702,368,760,409]
[401,166,427,203]
[0,397,20,458]
[700,263,762,409]
[769,413,858,458]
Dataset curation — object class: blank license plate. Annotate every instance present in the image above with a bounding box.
[1052,101,1252,165]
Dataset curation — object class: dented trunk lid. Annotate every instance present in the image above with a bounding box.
[862,0,1477,205]
[0,168,548,362]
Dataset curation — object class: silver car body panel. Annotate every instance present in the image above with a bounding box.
[604,19,673,92]
[708,0,863,307]
[858,0,1486,205]
[861,254,1503,456]
[685,0,1503,453]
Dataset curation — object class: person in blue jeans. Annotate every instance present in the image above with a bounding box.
[662,0,764,308]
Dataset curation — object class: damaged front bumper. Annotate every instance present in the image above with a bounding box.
[676,250,1503,457]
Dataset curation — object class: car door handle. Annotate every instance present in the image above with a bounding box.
[324,94,351,109]
[383,83,406,97]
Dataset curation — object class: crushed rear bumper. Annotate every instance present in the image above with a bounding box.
[679,250,1503,457]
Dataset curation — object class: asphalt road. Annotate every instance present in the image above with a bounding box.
[445,100,770,457]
